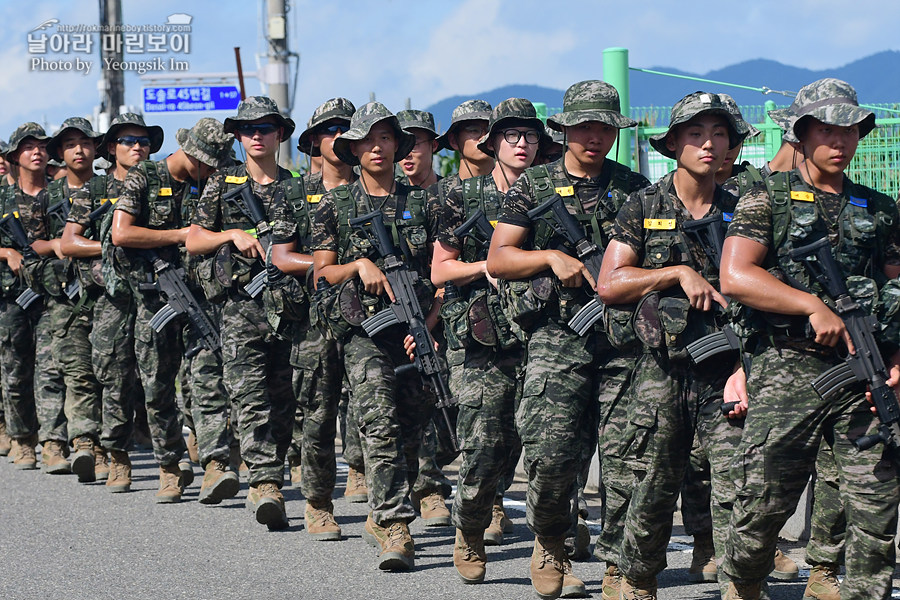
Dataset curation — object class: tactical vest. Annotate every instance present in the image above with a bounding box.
[46,178,70,238]
[459,175,500,264]
[283,174,315,253]
[729,162,765,200]
[0,184,21,297]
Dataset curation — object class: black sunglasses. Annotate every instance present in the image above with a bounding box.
[236,123,279,136]
[117,136,151,147]
[320,124,350,135]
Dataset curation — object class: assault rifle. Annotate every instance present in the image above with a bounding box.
[453,208,495,250]
[0,211,43,309]
[349,209,459,451]
[137,248,221,360]
[46,197,71,235]
[526,193,604,336]
[222,183,285,298]
[684,214,742,366]
[790,237,900,452]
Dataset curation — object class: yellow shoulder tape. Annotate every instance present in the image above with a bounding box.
[489,220,498,228]
[225,175,248,184]
[555,186,574,197]
[307,194,323,204]
[158,187,172,197]
[644,218,676,230]
[790,190,814,202]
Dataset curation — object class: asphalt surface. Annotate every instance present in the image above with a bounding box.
[0,439,892,600]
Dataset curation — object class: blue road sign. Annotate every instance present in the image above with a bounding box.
[143,85,241,113]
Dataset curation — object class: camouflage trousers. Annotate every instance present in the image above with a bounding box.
[133,290,186,466]
[179,359,194,435]
[338,375,365,472]
[34,298,67,443]
[0,298,39,439]
[184,300,231,468]
[722,344,900,600]
[618,350,731,582]
[806,442,846,566]
[221,293,294,486]
[451,343,524,532]
[49,293,102,442]
[343,328,433,525]
[592,350,640,565]
[90,291,141,452]
[290,316,341,503]
[517,316,602,537]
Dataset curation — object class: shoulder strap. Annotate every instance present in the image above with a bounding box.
[333,184,354,262]
[767,171,792,251]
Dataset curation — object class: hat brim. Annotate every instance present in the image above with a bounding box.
[332,116,415,166]
[649,108,746,159]
[297,117,351,156]
[792,107,876,141]
[435,114,491,151]
[176,128,230,169]
[547,109,637,131]
[476,116,545,158]
[223,114,296,140]
[99,123,164,161]
[47,126,103,162]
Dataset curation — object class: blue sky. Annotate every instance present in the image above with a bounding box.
[3,0,899,163]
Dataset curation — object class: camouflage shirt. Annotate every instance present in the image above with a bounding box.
[115,159,189,230]
[193,164,294,236]
[3,184,50,242]
[270,170,358,248]
[435,173,500,252]
[68,175,124,235]
[499,157,650,247]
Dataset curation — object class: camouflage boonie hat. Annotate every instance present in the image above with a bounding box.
[331,102,416,167]
[99,113,164,160]
[297,97,356,156]
[175,117,234,169]
[47,158,65,168]
[476,98,546,157]
[791,78,876,141]
[767,107,799,144]
[223,95,296,139]
[0,140,8,157]
[7,122,50,159]
[436,99,492,150]
[397,110,438,138]
[47,117,103,161]
[547,80,637,131]
[648,91,744,159]
[719,94,760,139]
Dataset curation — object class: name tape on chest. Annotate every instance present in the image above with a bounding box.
[790,190,814,202]
[158,187,172,197]
[644,218,676,230]
[555,186,574,197]
[307,194,323,204]
[225,175,248,185]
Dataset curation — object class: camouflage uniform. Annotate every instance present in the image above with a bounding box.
[721,79,900,600]
[113,159,190,467]
[68,176,141,452]
[313,103,434,525]
[192,162,295,486]
[437,171,524,532]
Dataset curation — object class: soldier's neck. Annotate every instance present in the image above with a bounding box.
[459,156,493,180]
[320,159,352,191]
[17,168,46,196]
[246,156,279,185]
[65,167,92,189]
[408,169,437,189]
[491,162,524,194]
[360,169,395,197]
[564,151,603,179]
[672,167,716,219]
[113,163,132,182]
[799,160,844,195]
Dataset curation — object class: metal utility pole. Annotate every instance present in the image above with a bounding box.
[98,0,124,130]
[603,47,632,169]
[266,0,292,166]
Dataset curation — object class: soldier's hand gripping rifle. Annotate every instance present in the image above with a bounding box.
[41,198,85,301]
[222,183,285,298]
[137,248,221,361]
[0,211,43,309]
[349,209,459,451]
[789,237,900,452]
[453,208,495,251]
[526,193,604,336]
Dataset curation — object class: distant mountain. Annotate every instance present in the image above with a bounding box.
[426,51,900,131]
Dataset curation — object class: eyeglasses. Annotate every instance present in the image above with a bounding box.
[502,129,540,145]
[117,136,151,147]
[320,124,349,135]
[236,123,279,137]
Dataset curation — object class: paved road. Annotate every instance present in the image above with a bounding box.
[0,438,887,599]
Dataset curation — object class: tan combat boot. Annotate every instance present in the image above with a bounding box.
[305,499,341,541]
[198,459,240,505]
[94,445,109,481]
[688,532,717,583]
[41,440,71,474]
[620,575,658,600]
[343,466,368,503]
[363,515,415,570]
[483,498,514,545]
[155,463,183,503]
[71,436,96,483]
[289,456,302,487]
[186,430,200,464]
[600,564,621,600]
[250,482,288,530]
[771,547,799,581]
[419,492,451,527]
[453,529,486,584]
[0,421,11,456]
[530,535,566,600]
[106,450,131,492]
[803,563,840,600]
[12,435,38,470]
[724,581,762,600]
